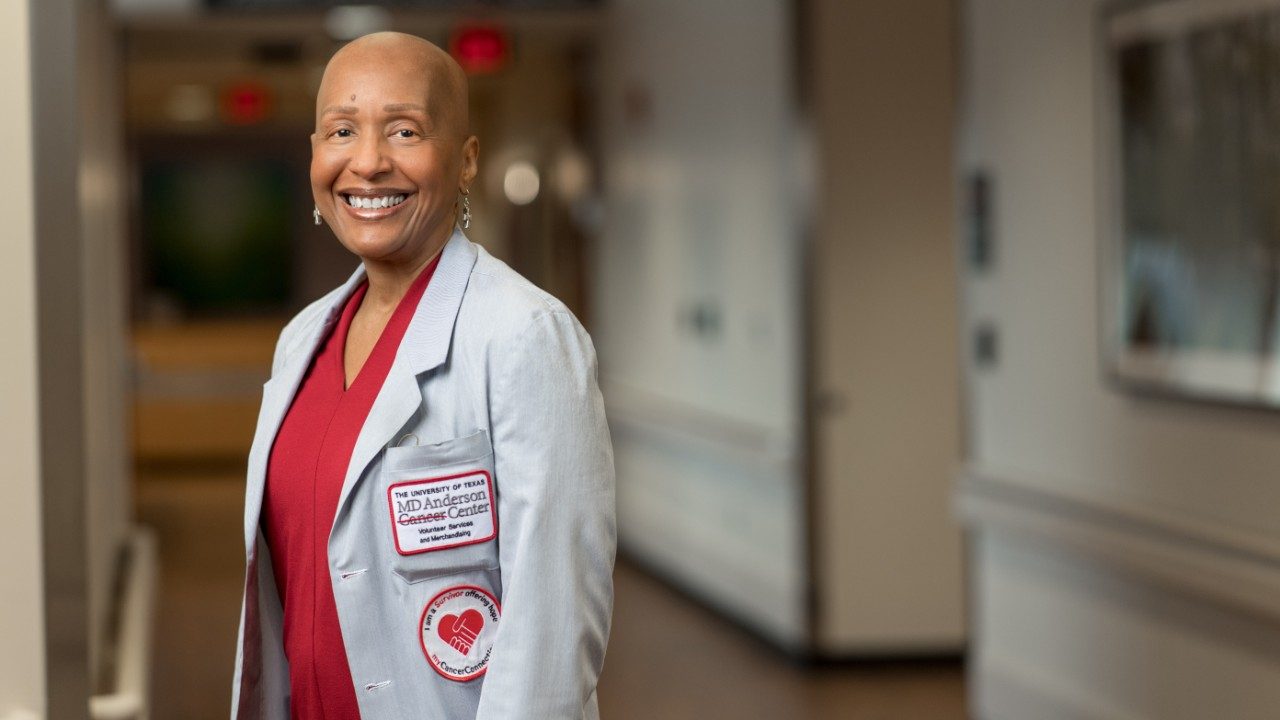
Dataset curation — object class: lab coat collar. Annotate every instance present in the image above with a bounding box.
[275,225,475,377]
[334,227,478,525]
[271,264,365,383]
[245,227,477,552]
[400,226,477,376]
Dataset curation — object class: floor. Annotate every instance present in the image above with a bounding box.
[138,471,968,719]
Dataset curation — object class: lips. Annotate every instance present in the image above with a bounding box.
[337,190,414,219]
[344,193,406,209]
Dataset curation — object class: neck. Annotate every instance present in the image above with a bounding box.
[360,220,455,311]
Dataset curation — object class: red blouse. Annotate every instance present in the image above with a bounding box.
[262,256,439,720]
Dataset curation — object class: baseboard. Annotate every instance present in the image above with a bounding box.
[618,549,966,665]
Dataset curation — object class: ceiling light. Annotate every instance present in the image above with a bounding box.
[324,5,392,42]
[503,161,541,206]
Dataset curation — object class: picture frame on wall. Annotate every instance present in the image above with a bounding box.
[1101,0,1280,406]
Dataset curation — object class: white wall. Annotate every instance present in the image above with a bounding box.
[0,0,49,713]
[597,0,808,646]
[961,0,1280,717]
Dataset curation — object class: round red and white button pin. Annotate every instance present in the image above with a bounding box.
[419,585,502,682]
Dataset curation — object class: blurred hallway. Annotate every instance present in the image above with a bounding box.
[137,470,965,719]
[6,0,972,715]
[13,0,1280,716]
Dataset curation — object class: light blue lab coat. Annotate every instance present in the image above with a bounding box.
[230,227,616,719]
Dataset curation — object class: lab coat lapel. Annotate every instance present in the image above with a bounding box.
[334,228,478,521]
[242,266,367,551]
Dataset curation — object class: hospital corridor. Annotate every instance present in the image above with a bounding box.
[10,0,1280,719]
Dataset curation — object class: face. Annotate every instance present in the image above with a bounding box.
[311,53,478,267]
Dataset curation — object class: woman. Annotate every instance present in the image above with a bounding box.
[230,32,615,720]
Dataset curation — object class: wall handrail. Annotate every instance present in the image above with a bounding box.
[90,527,157,720]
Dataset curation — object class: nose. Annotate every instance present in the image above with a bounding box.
[347,132,392,179]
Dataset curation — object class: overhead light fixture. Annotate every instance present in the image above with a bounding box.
[450,24,510,75]
[503,161,541,206]
[324,5,392,42]
[220,80,273,126]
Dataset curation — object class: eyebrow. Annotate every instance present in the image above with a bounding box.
[383,103,429,114]
[321,103,430,117]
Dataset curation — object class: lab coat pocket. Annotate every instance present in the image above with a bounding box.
[382,429,499,584]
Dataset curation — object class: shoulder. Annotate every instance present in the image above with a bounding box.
[459,245,586,344]
[460,248,600,411]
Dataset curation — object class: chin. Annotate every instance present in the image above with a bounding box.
[339,232,409,262]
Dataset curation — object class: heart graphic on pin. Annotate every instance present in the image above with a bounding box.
[439,609,485,655]
[420,585,501,681]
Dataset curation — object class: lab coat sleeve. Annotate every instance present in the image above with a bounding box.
[475,309,616,719]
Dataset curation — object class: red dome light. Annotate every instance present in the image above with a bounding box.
[221,80,272,126]
[450,25,509,75]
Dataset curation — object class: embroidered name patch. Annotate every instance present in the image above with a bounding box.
[419,585,501,682]
[387,470,497,556]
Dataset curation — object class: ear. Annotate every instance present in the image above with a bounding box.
[460,135,480,189]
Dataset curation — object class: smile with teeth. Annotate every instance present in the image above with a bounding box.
[344,194,407,209]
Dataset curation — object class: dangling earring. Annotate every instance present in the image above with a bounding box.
[313,205,322,226]
[460,189,471,230]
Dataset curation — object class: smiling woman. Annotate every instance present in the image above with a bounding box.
[310,35,477,312]
[232,31,615,720]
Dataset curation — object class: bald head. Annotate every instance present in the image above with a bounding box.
[317,31,470,138]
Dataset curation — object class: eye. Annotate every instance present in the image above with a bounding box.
[333,128,353,138]
[395,128,416,138]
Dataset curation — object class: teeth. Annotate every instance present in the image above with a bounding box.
[346,194,407,209]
